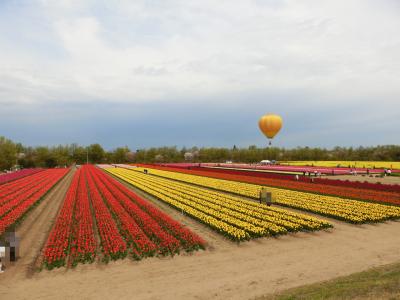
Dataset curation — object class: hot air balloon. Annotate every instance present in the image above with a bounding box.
[258,114,283,145]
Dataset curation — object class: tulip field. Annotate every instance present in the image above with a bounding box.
[282,161,400,169]
[42,165,205,269]
[0,168,44,185]
[135,164,400,205]
[120,167,400,224]
[2,162,400,277]
[196,162,400,175]
[0,168,69,236]
[104,167,332,241]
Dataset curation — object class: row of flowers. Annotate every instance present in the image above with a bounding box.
[92,166,205,254]
[85,168,127,261]
[139,165,400,206]
[195,166,400,193]
[0,170,52,204]
[1,177,46,211]
[69,170,97,265]
[0,168,44,185]
[96,170,205,252]
[0,169,69,236]
[105,168,331,241]
[129,167,400,224]
[94,165,182,256]
[43,169,81,268]
[90,167,158,259]
[42,165,205,269]
[282,161,400,169]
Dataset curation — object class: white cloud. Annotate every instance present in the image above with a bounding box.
[0,0,399,106]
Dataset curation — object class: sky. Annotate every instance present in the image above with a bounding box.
[0,0,399,150]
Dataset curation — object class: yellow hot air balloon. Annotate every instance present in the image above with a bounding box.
[258,114,283,145]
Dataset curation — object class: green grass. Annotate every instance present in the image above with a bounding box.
[257,263,400,300]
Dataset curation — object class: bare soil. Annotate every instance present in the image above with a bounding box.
[1,171,400,300]
[324,174,400,185]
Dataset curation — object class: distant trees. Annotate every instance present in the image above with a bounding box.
[88,144,105,164]
[0,136,17,170]
[130,145,400,164]
[0,137,118,169]
[111,147,131,163]
[0,135,399,169]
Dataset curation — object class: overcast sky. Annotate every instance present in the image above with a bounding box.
[1,0,399,150]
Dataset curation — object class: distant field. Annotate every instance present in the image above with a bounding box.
[282,161,400,169]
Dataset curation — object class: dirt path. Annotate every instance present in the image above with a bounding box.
[1,171,400,299]
[1,218,399,300]
[0,168,74,280]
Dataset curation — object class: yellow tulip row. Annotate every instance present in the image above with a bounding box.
[105,168,331,241]
[129,167,400,224]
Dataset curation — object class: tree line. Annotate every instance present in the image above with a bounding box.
[0,136,399,170]
[0,136,132,170]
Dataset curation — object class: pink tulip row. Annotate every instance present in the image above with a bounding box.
[0,169,43,185]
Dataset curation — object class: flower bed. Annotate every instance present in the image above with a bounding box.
[0,168,44,185]
[134,164,400,205]
[0,168,69,236]
[125,167,400,224]
[105,167,332,241]
[42,165,205,269]
[142,164,400,194]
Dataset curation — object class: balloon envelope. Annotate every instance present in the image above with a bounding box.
[258,114,283,139]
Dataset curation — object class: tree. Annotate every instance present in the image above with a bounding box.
[112,147,130,163]
[88,144,105,164]
[1,136,400,167]
[0,136,17,170]
[72,146,87,164]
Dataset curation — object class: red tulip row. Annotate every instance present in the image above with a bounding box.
[89,167,158,258]
[0,170,55,203]
[0,168,69,236]
[99,173,180,254]
[91,165,206,254]
[138,165,400,206]
[85,167,127,261]
[96,168,205,251]
[43,169,81,268]
[43,165,205,269]
[0,172,57,209]
[69,170,97,266]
